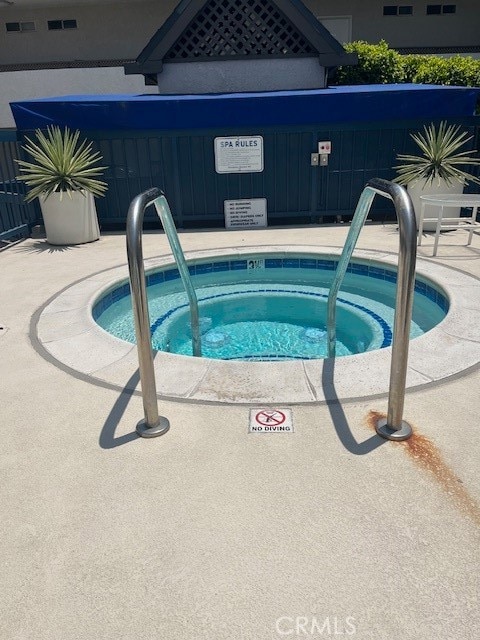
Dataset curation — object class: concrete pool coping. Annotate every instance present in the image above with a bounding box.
[35,244,480,404]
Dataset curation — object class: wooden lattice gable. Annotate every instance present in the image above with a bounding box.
[125,0,356,76]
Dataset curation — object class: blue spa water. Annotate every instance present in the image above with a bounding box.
[93,256,448,361]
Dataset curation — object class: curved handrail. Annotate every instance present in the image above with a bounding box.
[126,188,201,438]
[153,195,202,357]
[326,178,417,440]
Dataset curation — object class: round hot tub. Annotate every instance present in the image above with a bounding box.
[93,252,448,361]
[36,244,480,405]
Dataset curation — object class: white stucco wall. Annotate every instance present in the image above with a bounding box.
[1,67,156,128]
[304,0,480,48]
[0,1,176,64]
[0,0,478,68]
[157,58,327,94]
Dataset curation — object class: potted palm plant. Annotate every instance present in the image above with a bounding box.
[395,121,480,230]
[16,125,108,245]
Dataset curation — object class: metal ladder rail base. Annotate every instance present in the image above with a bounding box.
[326,178,417,440]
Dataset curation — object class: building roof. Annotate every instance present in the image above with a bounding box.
[125,0,357,79]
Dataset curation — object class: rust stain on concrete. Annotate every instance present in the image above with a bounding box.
[365,410,480,527]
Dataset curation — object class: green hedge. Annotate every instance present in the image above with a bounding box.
[334,40,480,88]
[335,41,405,85]
[409,55,480,86]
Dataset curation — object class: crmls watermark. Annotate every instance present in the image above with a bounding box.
[275,616,357,636]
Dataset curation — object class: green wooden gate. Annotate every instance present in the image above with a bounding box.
[0,130,39,242]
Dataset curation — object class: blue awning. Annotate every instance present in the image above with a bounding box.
[10,84,480,131]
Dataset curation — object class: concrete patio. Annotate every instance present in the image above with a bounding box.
[1,222,479,640]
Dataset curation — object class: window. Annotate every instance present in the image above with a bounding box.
[47,19,77,31]
[5,21,36,33]
[426,4,456,14]
[383,5,413,15]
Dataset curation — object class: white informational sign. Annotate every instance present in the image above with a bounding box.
[249,409,294,433]
[214,136,264,174]
[224,198,267,229]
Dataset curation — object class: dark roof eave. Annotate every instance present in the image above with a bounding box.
[125,61,163,75]
[318,52,358,67]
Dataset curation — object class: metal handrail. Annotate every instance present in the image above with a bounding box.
[326,178,417,441]
[154,196,202,357]
[126,188,201,438]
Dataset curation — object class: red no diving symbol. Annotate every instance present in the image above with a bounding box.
[255,410,286,427]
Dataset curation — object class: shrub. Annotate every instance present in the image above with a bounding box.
[334,41,480,88]
[394,121,480,187]
[414,55,480,87]
[401,54,426,83]
[16,126,107,202]
[409,56,451,85]
[334,40,405,85]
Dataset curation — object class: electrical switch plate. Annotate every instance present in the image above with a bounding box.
[318,141,332,154]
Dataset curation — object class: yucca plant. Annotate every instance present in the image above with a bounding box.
[15,125,108,202]
[394,121,480,187]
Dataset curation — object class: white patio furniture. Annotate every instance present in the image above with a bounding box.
[418,193,480,256]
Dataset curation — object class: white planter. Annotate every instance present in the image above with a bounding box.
[40,191,100,245]
[407,179,464,231]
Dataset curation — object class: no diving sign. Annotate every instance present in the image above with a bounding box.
[249,408,293,433]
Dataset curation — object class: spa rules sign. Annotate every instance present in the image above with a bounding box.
[214,136,263,173]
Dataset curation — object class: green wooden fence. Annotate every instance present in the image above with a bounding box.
[0,130,39,242]
[89,117,480,229]
[4,116,480,239]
